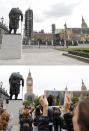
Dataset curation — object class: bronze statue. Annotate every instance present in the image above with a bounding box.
[9,72,24,100]
[9,8,23,34]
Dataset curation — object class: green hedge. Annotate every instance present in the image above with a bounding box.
[57,48,89,52]
[68,50,89,58]
[57,48,89,58]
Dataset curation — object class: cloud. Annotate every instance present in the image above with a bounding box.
[0,0,82,32]
[44,2,80,18]
[33,1,80,24]
[34,14,45,23]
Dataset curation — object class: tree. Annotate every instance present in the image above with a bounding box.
[56,95,60,106]
[71,97,79,104]
[23,101,32,106]
[34,97,40,106]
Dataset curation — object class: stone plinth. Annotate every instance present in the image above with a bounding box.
[0,34,22,59]
[4,100,23,125]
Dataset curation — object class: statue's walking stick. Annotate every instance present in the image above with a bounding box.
[22,86,23,100]
[21,21,22,36]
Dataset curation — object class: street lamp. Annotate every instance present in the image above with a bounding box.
[1,16,4,25]
[64,22,67,47]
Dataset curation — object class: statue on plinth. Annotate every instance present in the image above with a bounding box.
[9,8,23,34]
[9,72,24,100]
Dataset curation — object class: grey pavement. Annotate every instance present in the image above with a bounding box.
[0,47,88,65]
[4,100,23,131]
[11,125,19,131]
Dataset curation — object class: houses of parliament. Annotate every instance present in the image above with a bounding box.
[60,16,89,42]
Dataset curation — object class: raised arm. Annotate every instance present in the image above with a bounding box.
[40,95,48,116]
[38,95,49,131]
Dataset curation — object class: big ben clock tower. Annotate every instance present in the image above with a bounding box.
[25,70,34,101]
[26,70,33,95]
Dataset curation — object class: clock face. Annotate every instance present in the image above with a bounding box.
[27,80,32,84]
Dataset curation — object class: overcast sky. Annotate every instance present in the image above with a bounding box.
[0,0,89,32]
[0,66,89,99]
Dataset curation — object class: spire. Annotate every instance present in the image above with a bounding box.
[82,16,84,22]
[64,22,67,29]
[81,79,87,91]
[82,79,84,84]
[81,16,88,28]
[28,69,31,78]
[65,85,68,91]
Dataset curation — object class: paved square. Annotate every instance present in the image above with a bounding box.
[0,47,88,65]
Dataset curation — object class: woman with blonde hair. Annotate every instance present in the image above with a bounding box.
[0,111,10,130]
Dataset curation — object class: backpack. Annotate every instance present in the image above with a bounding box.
[33,115,40,126]
[20,115,32,127]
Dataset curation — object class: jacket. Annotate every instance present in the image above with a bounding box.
[64,113,74,131]
[38,116,49,131]
[48,107,54,124]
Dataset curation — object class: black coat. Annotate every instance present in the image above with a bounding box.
[19,115,33,131]
[64,113,74,131]
[54,111,61,124]
[38,116,49,131]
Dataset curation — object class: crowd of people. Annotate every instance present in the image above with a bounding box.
[18,95,89,131]
[0,95,89,131]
